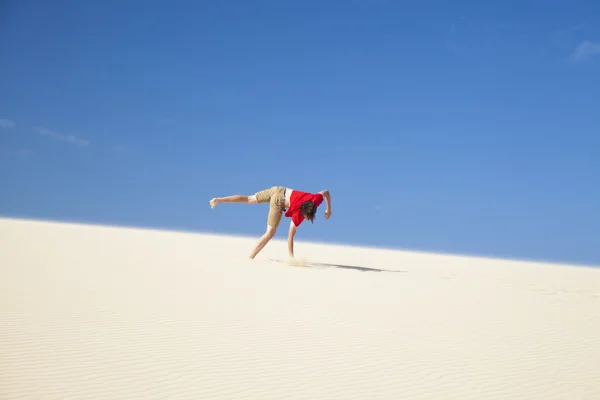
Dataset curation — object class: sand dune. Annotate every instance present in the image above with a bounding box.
[1,217,599,399]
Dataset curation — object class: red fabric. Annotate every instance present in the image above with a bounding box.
[285,191,324,226]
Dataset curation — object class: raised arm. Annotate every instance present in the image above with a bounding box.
[319,189,331,219]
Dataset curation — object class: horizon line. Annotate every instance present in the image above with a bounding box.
[2,214,598,270]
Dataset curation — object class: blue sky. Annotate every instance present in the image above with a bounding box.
[1,0,599,266]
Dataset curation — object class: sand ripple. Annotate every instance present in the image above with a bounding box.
[1,218,600,399]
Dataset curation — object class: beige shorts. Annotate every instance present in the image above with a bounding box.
[254,186,286,228]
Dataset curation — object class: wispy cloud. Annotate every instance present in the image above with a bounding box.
[0,118,16,128]
[443,17,469,55]
[159,117,175,125]
[570,40,600,62]
[554,24,584,40]
[35,126,91,147]
[17,149,33,157]
[444,23,457,51]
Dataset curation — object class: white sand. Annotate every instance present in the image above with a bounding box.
[1,217,600,399]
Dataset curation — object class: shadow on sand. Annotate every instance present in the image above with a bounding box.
[270,259,407,273]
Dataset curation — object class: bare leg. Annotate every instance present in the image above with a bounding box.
[210,194,256,208]
[249,225,276,259]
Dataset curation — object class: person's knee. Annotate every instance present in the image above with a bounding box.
[254,188,272,204]
[265,226,277,238]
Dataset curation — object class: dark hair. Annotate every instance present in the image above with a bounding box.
[299,200,317,223]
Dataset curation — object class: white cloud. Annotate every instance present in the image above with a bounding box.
[570,40,600,62]
[0,118,16,128]
[35,126,91,147]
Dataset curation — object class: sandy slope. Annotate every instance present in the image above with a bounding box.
[1,217,599,400]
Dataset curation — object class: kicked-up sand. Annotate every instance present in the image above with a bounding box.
[1,217,599,399]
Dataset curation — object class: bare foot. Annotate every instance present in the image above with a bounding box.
[210,198,220,208]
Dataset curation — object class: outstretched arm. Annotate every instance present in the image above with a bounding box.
[319,189,331,219]
[287,220,297,257]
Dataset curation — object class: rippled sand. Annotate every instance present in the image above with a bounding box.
[1,217,599,399]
